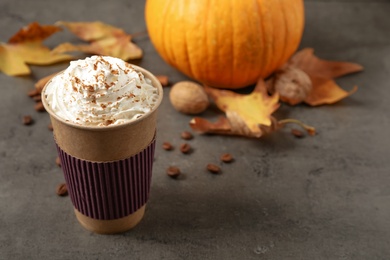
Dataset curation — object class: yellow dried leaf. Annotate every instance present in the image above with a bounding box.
[0,22,73,76]
[53,21,142,60]
[225,111,261,138]
[205,79,280,135]
[191,79,280,138]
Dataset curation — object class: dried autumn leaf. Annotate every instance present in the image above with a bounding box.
[304,78,358,106]
[0,22,73,76]
[190,114,315,138]
[288,48,363,106]
[205,78,280,136]
[225,110,257,137]
[190,116,232,136]
[190,79,280,138]
[289,48,363,79]
[53,21,142,60]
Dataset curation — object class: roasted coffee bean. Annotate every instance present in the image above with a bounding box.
[22,115,33,125]
[32,95,42,102]
[55,157,62,167]
[162,142,173,151]
[27,89,40,97]
[181,131,193,140]
[166,166,181,178]
[180,143,191,154]
[156,75,169,87]
[56,183,68,197]
[207,164,221,174]
[34,102,45,112]
[220,153,234,163]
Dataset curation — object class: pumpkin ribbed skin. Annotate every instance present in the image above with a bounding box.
[145,0,304,89]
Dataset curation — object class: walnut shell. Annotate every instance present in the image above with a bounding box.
[169,81,209,114]
[273,66,312,105]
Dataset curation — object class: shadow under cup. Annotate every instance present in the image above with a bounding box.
[42,65,163,234]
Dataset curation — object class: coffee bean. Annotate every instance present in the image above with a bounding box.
[207,163,221,174]
[162,142,173,151]
[181,131,193,140]
[220,153,234,163]
[156,75,169,87]
[166,166,181,178]
[34,102,45,112]
[22,115,33,126]
[56,183,68,197]
[291,128,304,138]
[55,157,61,167]
[48,124,53,131]
[180,143,191,154]
[27,89,40,97]
[32,95,42,102]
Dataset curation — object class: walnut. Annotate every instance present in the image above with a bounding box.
[272,66,312,105]
[169,81,209,114]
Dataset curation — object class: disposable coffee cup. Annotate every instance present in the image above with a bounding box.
[42,64,163,234]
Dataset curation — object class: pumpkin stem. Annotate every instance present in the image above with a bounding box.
[278,118,316,136]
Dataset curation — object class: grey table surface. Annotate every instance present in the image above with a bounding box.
[1,0,389,259]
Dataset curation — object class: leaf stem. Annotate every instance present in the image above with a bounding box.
[278,118,316,136]
[131,30,148,38]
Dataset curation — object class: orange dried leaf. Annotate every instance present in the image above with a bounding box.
[8,22,61,44]
[287,48,363,106]
[53,21,142,60]
[190,115,261,137]
[305,78,358,106]
[190,114,315,139]
[190,115,280,138]
[190,116,232,135]
[205,79,280,135]
[0,22,73,76]
[290,48,363,79]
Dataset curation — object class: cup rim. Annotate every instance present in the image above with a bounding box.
[41,63,163,132]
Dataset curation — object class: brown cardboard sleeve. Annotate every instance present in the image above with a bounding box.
[50,111,156,162]
[74,206,146,234]
[55,137,155,220]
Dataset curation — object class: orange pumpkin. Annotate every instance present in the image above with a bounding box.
[145,0,305,89]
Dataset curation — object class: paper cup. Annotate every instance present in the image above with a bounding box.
[42,65,163,234]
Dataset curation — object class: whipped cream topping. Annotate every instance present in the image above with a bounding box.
[44,56,159,126]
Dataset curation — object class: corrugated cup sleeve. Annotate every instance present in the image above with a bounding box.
[55,138,156,220]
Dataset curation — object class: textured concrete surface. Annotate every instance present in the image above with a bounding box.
[1,0,389,259]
